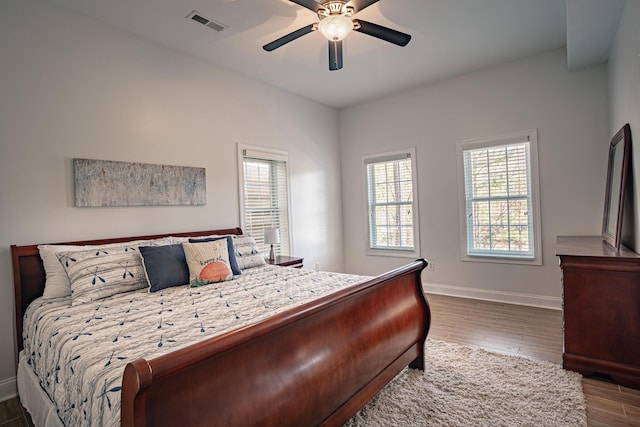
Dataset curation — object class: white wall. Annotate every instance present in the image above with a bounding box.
[0,0,344,400]
[608,0,640,250]
[340,48,610,308]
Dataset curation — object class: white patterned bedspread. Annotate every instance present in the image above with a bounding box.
[23,265,368,427]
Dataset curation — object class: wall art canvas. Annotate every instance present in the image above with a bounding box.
[73,158,206,207]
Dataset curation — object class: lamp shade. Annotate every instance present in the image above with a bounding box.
[318,15,353,41]
[264,228,281,245]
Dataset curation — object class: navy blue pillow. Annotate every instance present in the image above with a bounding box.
[139,244,190,292]
[188,236,242,275]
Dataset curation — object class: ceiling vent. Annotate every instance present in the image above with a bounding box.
[186,11,227,32]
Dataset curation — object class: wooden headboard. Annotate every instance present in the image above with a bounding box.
[10,227,243,356]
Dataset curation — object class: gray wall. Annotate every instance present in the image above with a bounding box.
[0,0,345,399]
[608,0,640,250]
[339,48,609,308]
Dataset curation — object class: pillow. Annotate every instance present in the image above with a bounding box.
[57,245,148,305]
[39,238,170,299]
[232,235,267,270]
[188,236,241,275]
[169,236,190,244]
[183,240,234,287]
[139,244,190,292]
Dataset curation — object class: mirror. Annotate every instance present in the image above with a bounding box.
[602,123,632,249]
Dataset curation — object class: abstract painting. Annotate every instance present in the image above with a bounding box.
[73,158,206,207]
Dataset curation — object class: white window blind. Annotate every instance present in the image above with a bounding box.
[364,148,420,257]
[458,130,541,264]
[239,146,291,257]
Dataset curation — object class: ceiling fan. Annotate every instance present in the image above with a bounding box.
[263,0,411,71]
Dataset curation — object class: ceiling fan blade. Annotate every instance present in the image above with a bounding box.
[348,0,380,13]
[263,24,316,51]
[289,0,323,13]
[328,41,343,71]
[354,20,411,47]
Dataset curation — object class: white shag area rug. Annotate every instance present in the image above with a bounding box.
[346,339,587,427]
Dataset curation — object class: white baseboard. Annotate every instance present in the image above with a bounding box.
[0,376,17,402]
[423,282,562,310]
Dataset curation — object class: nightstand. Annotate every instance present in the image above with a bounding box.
[267,255,304,268]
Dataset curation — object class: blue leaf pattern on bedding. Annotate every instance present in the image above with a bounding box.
[23,265,368,426]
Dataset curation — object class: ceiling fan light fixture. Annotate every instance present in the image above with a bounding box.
[318,15,353,41]
[263,0,412,71]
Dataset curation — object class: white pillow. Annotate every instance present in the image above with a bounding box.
[169,236,190,244]
[39,238,170,299]
[177,234,266,271]
[183,240,234,286]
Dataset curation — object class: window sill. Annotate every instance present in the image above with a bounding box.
[462,254,542,266]
[367,249,420,259]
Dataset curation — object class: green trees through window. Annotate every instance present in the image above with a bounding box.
[364,148,420,257]
[458,130,541,264]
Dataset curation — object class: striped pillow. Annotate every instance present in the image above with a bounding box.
[232,235,266,270]
[58,245,147,305]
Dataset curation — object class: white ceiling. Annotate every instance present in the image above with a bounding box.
[44,0,624,109]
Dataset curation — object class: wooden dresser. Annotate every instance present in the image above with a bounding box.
[556,236,640,388]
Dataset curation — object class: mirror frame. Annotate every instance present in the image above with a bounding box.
[602,123,632,249]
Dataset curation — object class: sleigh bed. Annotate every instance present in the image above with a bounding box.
[12,227,430,427]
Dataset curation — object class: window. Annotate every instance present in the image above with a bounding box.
[457,130,542,264]
[238,144,291,256]
[363,148,420,257]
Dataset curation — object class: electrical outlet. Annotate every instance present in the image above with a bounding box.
[427,260,435,271]
[315,262,320,272]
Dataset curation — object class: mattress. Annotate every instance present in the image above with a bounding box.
[22,265,368,426]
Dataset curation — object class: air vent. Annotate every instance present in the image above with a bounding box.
[186,11,227,32]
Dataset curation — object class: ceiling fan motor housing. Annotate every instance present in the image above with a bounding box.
[318,1,354,18]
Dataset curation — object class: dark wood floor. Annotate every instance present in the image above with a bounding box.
[1,294,639,426]
[0,397,31,427]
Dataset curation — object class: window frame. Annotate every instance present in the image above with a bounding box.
[237,143,293,257]
[457,129,542,265]
[362,147,421,258]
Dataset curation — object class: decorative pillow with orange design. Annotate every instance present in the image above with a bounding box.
[182,240,234,287]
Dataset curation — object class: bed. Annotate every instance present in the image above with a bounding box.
[11,227,430,427]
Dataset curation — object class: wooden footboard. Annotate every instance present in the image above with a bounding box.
[121,259,430,427]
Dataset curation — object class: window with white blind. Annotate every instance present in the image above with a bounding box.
[363,148,420,258]
[457,130,542,265]
[237,144,291,257]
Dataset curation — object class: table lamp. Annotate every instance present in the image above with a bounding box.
[264,228,280,262]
